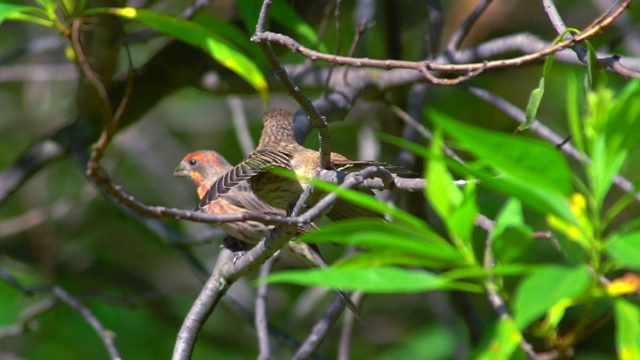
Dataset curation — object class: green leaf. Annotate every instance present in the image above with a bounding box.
[475,317,522,360]
[518,29,577,131]
[513,265,591,329]
[0,3,51,27]
[566,75,585,153]
[614,298,640,360]
[585,40,606,91]
[442,263,534,281]
[265,267,482,293]
[492,199,534,262]
[193,14,264,64]
[298,219,465,266]
[449,160,575,224]
[108,8,268,102]
[606,232,640,270]
[607,80,640,153]
[430,110,573,197]
[521,78,545,132]
[304,175,428,230]
[426,128,463,220]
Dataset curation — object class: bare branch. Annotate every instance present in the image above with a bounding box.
[256,256,276,360]
[227,97,255,155]
[254,0,632,83]
[445,0,493,57]
[293,293,346,360]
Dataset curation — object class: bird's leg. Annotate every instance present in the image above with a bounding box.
[222,236,249,263]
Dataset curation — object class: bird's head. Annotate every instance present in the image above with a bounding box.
[174,150,233,187]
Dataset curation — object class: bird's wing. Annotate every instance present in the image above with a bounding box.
[225,182,283,214]
[199,149,293,208]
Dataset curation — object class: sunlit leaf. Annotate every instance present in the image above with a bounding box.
[298,219,465,266]
[265,267,482,293]
[431,110,573,197]
[513,265,590,329]
[614,298,640,360]
[606,232,640,271]
[107,8,268,102]
[0,3,51,27]
[475,317,522,360]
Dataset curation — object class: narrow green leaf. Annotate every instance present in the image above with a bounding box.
[615,298,640,360]
[0,3,51,26]
[449,159,576,224]
[442,263,534,281]
[193,14,264,63]
[476,318,522,360]
[306,175,428,230]
[108,8,268,102]
[381,131,575,223]
[513,265,591,329]
[518,28,579,132]
[298,219,463,265]
[566,75,585,153]
[606,232,640,270]
[585,40,605,91]
[265,267,483,293]
[426,128,463,220]
[521,78,545,131]
[430,110,573,196]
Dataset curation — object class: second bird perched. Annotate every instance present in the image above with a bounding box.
[202,108,412,221]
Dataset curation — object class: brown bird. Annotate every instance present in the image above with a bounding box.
[175,150,359,314]
[174,150,325,268]
[202,108,412,221]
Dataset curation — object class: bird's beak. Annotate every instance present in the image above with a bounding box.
[173,165,189,177]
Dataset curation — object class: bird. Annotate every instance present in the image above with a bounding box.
[174,150,359,314]
[201,108,413,221]
[173,150,325,268]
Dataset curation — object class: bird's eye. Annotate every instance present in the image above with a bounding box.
[188,159,197,166]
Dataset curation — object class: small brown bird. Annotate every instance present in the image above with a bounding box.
[202,108,411,220]
[174,150,324,267]
[175,150,359,314]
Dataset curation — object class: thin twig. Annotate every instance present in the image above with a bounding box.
[445,0,493,58]
[482,230,538,359]
[292,294,346,360]
[173,225,298,360]
[227,96,255,155]
[52,286,122,360]
[337,292,365,360]
[256,256,276,360]
[0,269,121,360]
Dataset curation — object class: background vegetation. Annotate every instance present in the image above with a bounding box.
[1,0,640,359]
